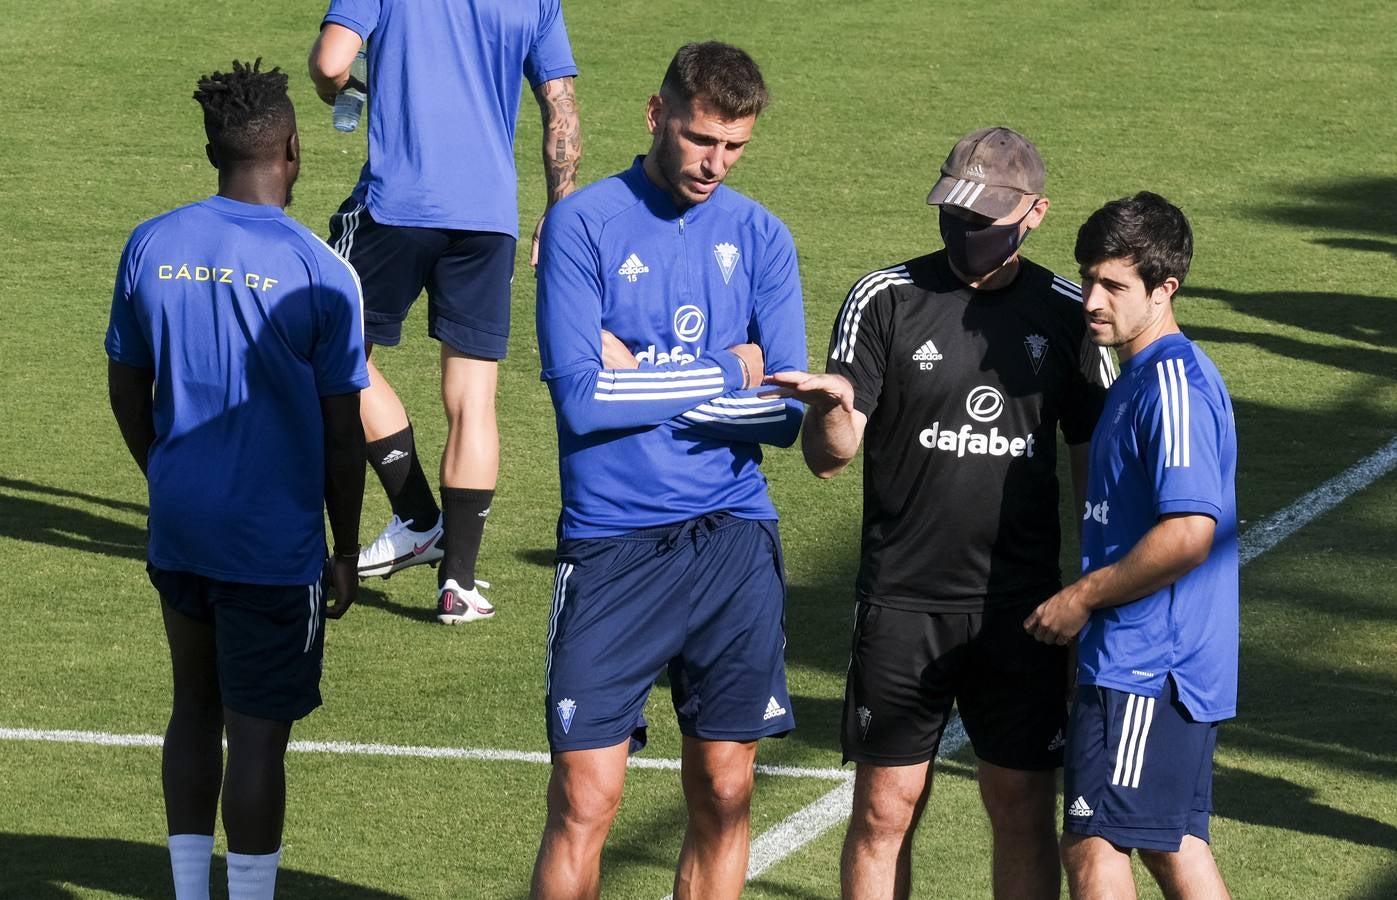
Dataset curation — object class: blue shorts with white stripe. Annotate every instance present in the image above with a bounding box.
[1063,677,1218,851]
[543,513,794,754]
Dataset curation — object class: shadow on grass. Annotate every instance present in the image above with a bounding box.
[1186,286,1396,374]
[514,547,557,568]
[1215,765,1397,852]
[0,478,146,561]
[353,584,438,625]
[600,789,691,895]
[1256,176,1397,242]
[0,833,408,899]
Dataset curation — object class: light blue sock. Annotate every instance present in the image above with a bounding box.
[226,845,281,900]
[167,833,214,900]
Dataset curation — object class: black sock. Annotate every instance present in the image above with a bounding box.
[439,487,492,587]
[366,425,439,530]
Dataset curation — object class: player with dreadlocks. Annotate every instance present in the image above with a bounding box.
[107,59,369,900]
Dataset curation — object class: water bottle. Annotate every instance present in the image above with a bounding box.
[332,49,368,132]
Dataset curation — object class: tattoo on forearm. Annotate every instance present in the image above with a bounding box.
[537,78,581,205]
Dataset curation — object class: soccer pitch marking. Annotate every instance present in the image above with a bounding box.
[1,435,1392,892]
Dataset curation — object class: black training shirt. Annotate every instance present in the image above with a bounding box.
[826,251,1114,611]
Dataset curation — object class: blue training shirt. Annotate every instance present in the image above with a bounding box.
[537,157,807,538]
[1077,332,1239,721]
[324,0,578,236]
[105,196,370,585]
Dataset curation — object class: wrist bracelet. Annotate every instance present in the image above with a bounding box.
[333,548,360,560]
[735,354,751,389]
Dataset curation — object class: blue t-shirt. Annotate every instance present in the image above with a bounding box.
[537,158,808,538]
[1077,332,1239,721]
[324,0,578,236]
[105,196,370,585]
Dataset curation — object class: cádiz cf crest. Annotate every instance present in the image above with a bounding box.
[556,698,577,734]
[1024,334,1049,374]
[713,242,740,285]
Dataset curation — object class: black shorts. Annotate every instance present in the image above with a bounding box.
[149,565,326,722]
[842,597,1068,769]
[328,198,515,359]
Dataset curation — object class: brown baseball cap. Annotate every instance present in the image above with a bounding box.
[926,126,1046,219]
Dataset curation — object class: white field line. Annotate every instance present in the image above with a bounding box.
[728,433,1397,891]
[0,727,848,781]
[1237,434,1397,564]
[743,717,968,883]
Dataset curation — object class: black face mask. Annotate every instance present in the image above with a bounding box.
[939,204,1034,279]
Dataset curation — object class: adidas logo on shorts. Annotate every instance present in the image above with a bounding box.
[1067,795,1094,818]
[762,696,788,721]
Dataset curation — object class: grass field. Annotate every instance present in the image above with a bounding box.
[2,0,1396,897]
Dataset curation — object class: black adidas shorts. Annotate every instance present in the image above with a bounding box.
[149,564,326,722]
[841,596,1069,770]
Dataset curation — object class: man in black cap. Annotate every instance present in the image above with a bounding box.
[769,126,1115,899]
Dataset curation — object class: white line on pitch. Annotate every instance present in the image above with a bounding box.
[1238,434,1397,564]
[0,727,849,781]
[728,434,1397,891]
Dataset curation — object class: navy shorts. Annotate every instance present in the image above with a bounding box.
[328,198,515,359]
[544,513,795,753]
[149,564,326,722]
[1063,678,1218,851]
[842,597,1069,769]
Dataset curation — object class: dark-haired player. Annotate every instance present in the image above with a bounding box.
[772,127,1115,899]
[531,42,805,899]
[309,0,581,623]
[106,59,367,900]
[1026,193,1236,899]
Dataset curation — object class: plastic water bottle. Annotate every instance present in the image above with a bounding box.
[332,50,368,132]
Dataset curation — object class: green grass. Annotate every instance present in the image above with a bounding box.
[2,0,1395,896]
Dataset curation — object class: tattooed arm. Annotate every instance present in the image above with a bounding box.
[531,76,582,266]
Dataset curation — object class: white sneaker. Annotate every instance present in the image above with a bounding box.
[357,514,444,579]
[437,578,495,625]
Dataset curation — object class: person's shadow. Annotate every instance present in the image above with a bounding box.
[0,833,408,899]
[0,477,147,561]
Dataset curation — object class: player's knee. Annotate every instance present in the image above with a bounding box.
[552,776,623,833]
[982,787,1053,834]
[852,786,921,842]
[687,767,754,821]
[980,767,1054,833]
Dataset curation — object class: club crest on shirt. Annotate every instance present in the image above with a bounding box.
[1024,334,1049,374]
[713,242,739,285]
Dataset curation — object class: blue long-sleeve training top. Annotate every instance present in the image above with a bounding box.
[537,157,807,538]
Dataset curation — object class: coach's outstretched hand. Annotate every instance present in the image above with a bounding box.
[325,556,359,619]
[761,371,854,413]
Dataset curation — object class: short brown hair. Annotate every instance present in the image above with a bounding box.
[659,42,768,119]
[1075,192,1193,293]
